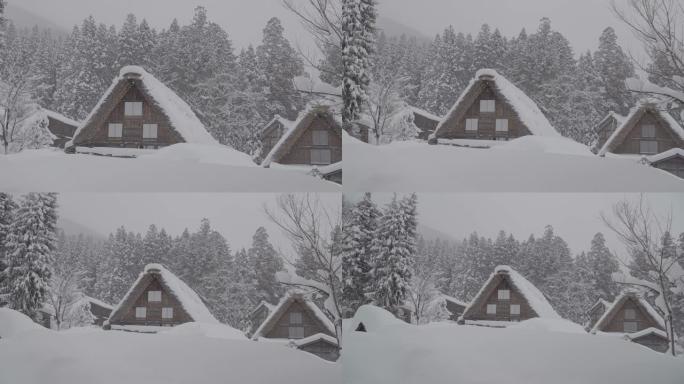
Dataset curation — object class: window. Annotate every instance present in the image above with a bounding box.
[496,119,509,132]
[162,307,173,319]
[624,309,636,320]
[135,307,146,319]
[641,125,656,138]
[510,305,521,316]
[480,100,496,113]
[465,119,479,132]
[289,312,303,324]
[148,291,162,302]
[289,326,305,339]
[143,124,158,139]
[312,130,329,146]
[486,304,497,315]
[623,321,638,333]
[640,140,658,155]
[311,149,332,165]
[125,102,143,116]
[498,289,511,300]
[108,123,123,138]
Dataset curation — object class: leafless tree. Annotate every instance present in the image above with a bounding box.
[265,193,344,342]
[602,195,683,355]
[365,74,415,144]
[612,0,684,103]
[48,267,84,330]
[407,252,441,324]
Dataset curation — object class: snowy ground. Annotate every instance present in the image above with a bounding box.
[0,145,340,192]
[0,310,340,384]
[342,306,684,384]
[344,136,684,192]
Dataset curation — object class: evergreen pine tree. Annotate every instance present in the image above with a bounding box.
[341,0,376,123]
[594,27,635,115]
[247,227,284,304]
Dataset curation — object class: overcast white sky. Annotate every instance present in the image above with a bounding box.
[13,0,643,56]
[56,193,341,255]
[361,193,684,258]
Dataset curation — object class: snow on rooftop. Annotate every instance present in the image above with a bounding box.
[409,106,443,123]
[646,148,684,164]
[69,66,219,147]
[251,292,335,340]
[43,109,79,127]
[591,292,665,334]
[434,69,560,138]
[348,305,406,333]
[624,327,668,341]
[291,332,339,347]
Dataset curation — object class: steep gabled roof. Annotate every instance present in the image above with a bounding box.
[590,291,665,334]
[291,333,339,348]
[645,148,684,165]
[251,291,335,340]
[69,66,219,147]
[262,105,341,167]
[260,115,296,138]
[596,111,627,133]
[442,294,468,308]
[624,327,668,341]
[108,264,218,325]
[598,100,684,156]
[250,300,275,317]
[460,265,560,321]
[409,106,443,124]
[43,109,80,128]
[433,69,560,138]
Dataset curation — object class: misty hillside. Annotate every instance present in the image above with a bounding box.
[377,16,431,43]
[6,3,68,34]
[418,223,459,243]
[57,217,105,240]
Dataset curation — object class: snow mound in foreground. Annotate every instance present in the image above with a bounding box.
[140,143,256,167]
[0,308,45,339]
[509,318,587,334]
[494,136,594,156]
[348,305,407,333]
[344,319,683,384]
[161,322,246,340]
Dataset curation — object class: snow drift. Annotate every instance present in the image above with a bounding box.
[0,308,45,339]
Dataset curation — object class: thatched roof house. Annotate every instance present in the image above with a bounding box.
[593,111,626,153]
[589,291,668,353]
[251,292,339,361]
[644,148,684,179]
[105,264,218,332]
[443,294,468,321]
[67,66,218,154]
[409,106,442,140]
[431,69,560,143]
[459,266,560,327]
[598,100,684,157]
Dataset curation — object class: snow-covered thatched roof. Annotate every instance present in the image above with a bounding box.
[460,265,560,321]
[251,291,335,340]
[108,264,218,325]
[433,69,560,138]
[598,100,684,156]
[590,291,665,334]
[43,109,80,128]
[68,66,219,147]
[261,104,341,168]
[645,147,684,165]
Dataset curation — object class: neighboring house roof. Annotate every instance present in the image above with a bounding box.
[250,300,276,317]
[68,65,219,147]
[251,291,335,340]
[82,296,114,310]
[108,263,219,325]
[596,111,627,132]
[260,115,296,138]
[598,100,684,156]
[409,106,443,124]
[442,294,468,307]
[291,333,339,348]
[590,292,665,334]
[645,148,684,165]
[587,298,611,315]
[460,265,561,321]
[261,105,341,168]
[624,327,668,341]
[433,69,560,138]
[43,109,80,128]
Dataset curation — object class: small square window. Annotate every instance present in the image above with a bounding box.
[125,102,143,116]
[289,326,304,339]
[623,321,638,333]
[108,123,123,138]
[312,130,329,146]
[135,307,146,319]
[498,289,510,300]
[486,304,497,315]
[624,309,636,320]
[640,140,658,155]
[289,312,303,325]
[311,149,332,165]
[510,304,521,315]
[480,100,496,113]
[496,119,509,132]
[162,307,173,319]
[641,125,656,138]
[148,291,162,302]
[143,124,158,139]
[465,119,479,132]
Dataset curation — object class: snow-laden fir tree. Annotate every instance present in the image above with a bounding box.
[0,193,16,296]
[594,27,635,116]
[341,0,376,123]
[341,193,381,314]
[370,194,417,314]
[2,193,58,319]
[247,227,284,304]
[95,227,143,304]
[578,232,620,301]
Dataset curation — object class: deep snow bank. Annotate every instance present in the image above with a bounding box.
[0,308,45,339]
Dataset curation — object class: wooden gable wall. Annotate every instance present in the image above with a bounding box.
[278,115,342,166]
[601,297,663,334]
[464,275,537,322]
[612,111,681,155]
[264,300,333,340]
[112,276,193,327]
[437,82,532,141]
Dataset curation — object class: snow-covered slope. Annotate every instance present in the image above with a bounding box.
[0,327,340,384]
[343,136,684,192]
[342,308,684,384]
[0,146,340,192]
[0,309,45,339]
